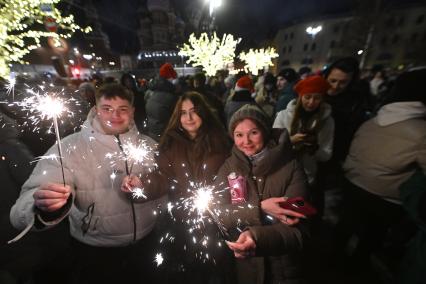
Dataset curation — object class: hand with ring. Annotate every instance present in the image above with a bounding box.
[261,197,306,226]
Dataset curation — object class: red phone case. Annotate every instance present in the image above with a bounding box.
[279,197,317,217]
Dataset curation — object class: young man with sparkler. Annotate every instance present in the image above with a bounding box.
[10,83,161,284]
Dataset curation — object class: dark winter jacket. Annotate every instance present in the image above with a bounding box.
[216,131,310,284]
[275,82,298,113]
[145,78,177,141]
[398,171,426,284]
[0,113,34,243]
[225,90,256,127]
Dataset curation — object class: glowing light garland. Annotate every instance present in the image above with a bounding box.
[239,47,279,76]
[0,0,91,78]
[178,32,241,76]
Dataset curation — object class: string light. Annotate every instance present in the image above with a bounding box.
[178,32,241,76]
[239,47,279,76]
[0,0,91,78]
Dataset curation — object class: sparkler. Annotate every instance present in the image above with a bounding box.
[36,95,67,185]
[6,75,16,101]
[15,90,69,185]
[107,139,156,199]
[154,253,164,266]
[184,184,230,240]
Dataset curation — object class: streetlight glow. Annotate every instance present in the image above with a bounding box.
[206,0,222,16]
[306,25,322,37]
[357,49,364,55]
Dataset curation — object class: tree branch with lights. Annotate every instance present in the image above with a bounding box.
[178,32,241,77]
[239,47,279,76]
[0,0,91,79]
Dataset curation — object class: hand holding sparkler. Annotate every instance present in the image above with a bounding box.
[120,175,147,199]
[226,230,256,259]
[33,183,71,212]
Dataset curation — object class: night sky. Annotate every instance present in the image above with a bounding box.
[71,0,422,54]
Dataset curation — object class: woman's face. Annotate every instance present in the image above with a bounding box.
[233,119,264,157]
[180,99,202,139]
[301,93,323,112]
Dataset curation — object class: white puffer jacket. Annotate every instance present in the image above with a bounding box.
[10,108,162,247]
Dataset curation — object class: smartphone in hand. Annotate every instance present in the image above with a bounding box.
[279,197,317,217]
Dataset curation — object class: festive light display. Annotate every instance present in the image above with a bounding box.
[239,47,279,76]
[178,32,241,76]
[0,0,91,78]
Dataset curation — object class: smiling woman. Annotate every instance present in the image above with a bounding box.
[216,104,310,284]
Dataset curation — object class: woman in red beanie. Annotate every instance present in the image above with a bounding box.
[273,75,334,186]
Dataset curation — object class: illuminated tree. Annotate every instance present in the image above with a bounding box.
[178,32,241,76]
[239,47,279,76]
[0,0,91,78]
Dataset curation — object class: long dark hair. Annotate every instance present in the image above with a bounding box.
[160,91,229,155]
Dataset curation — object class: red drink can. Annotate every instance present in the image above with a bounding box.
[227,172,247,204]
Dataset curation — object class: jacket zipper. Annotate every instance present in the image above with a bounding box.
[115,135,137,243]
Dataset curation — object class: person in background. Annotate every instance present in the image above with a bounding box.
[341,68,426,270]
[78,82,96,109]
[217,104,310,284]
[192,72,225,125]
[275,68,300,113]
[10,83,162,284]
[273,75,333,186]
[145,63,178,141]
[224,75,257,126]
[255,72,277,118]
[298,66,312,80]
[120,72,146,132]
[323,57,371,166]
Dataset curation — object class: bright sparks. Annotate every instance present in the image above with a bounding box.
[193,186,214,215]
[154,253,164,266]
[131,187,147,199]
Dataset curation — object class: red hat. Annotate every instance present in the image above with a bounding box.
[235,75,254,93]
[159,63,177,79]
[294,75,330,96]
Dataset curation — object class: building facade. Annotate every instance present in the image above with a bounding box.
[274,2,426,72]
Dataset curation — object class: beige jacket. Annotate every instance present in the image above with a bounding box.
[344,102,426,204]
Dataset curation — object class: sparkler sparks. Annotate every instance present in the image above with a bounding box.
[6,76,16,100]
[106,139,156,176]
[192,186,214,214]
[154,253,164,266]
[131,187,147,199]
[12,89,73,185]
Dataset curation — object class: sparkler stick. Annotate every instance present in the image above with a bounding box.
[206,207,230,240]
[191,186,230,240]
[6,76,16,101]
[52,115,66,186]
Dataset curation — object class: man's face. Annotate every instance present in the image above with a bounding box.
[326,68,353,96]
[96,96,134,135]
[276,76,287,91]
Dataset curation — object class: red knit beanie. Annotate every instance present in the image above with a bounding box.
[159,63,177,79]
[294,75,330,96]
[235,75,254,93]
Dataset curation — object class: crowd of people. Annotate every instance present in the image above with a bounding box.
[0,57,425,284]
